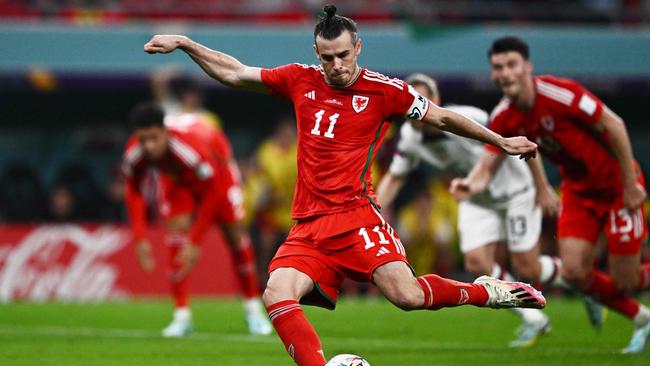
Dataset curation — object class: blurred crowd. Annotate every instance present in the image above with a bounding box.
[1,0,649,24]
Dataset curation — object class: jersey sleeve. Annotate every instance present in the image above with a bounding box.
[565,81,605,125]
[384,81,430,121]
[260,63,303,100]
[389,122,422,176]
[124,176,147,242]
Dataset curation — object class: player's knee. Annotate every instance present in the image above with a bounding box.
[561,263,588,285]
[464,256,491,277]
[262,282,285,307]
[386,284,423,311]
[511,260,537,282]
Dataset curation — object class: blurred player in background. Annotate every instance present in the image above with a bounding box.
[254,117,298,279]
[377,73,551,348]
[452,36,650,353]
[143,6,546,365]
[150,69,223,129]
[122,103,272,337]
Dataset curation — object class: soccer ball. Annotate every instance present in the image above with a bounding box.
[325,354,371,366]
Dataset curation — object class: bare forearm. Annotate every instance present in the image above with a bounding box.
[376,173,405,208]
[179,38,246,87]
[426,106,504,150]
[527,155,551,190]
[465,153,502,193]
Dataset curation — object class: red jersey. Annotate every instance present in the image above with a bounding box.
[487,75,621,195]
[261,63,429,220]
[122,113,234,243]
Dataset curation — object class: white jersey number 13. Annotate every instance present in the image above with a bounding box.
[311,110,339,139]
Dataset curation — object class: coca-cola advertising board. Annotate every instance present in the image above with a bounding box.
[0,224,241,302]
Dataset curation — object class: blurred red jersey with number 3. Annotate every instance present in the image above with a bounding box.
[261,64,429,221]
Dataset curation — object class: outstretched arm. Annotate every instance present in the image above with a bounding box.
[144,35,266,92]
[422,104,537,160]
[449,151,505,201]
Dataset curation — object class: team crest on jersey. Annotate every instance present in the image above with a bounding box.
[541,115,555,131]
[352,95,369,113]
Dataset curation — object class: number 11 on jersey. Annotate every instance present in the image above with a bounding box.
[311,109,339,139]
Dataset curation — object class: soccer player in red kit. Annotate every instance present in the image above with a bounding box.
[452,36,650,353]
[143,6,546,365]
[122,104,272,337]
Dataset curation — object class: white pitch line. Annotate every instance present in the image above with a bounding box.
[0,325,622,355]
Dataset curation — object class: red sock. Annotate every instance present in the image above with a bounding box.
[232,234,261,298]
[168,244,190,308]
[417,274,488,310]
[638,262,650,289]
[584,269,639,319]
[266,300,326,366]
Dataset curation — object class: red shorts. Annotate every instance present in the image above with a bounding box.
[157,161,245,224]
[558,173,647,255]
[269,204,411,309]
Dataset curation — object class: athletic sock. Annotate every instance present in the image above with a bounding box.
[168,243,190,308]
[633,305,650,327]
[173,307,191,323]
[232,234,261,299]
[417,274,488,310]
[584,269,639,320]
[538,255,569,289]
[491,264,546,324]
[266,300,326,366]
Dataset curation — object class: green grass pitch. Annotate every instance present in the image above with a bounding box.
[0,297,648,365]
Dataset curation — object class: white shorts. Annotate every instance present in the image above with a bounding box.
[458,191,541,254]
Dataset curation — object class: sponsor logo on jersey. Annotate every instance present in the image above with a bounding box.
[304,90,315,100]
[458,288,469,304]
[352,95,369,113]
[376,246,391,257]
[324,98,343,106]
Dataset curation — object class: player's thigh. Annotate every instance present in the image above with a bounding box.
[458,201,505,254]
[558,237,597,283]
[164,214,192,233]
[505,193,542,254]
[609,253,641,291]
[463,243,499,276]
[373,261,422,309]
[264,267,315,304]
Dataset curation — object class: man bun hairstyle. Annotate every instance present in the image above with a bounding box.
[129,102,165,130]
[314,5,358,44]
[488,36,530,60]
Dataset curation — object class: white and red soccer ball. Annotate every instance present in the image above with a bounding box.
[325,354,371,366]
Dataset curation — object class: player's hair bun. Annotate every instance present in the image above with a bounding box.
[323,5,337,19]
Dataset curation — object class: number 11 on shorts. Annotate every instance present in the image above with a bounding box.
[358,226,391,249]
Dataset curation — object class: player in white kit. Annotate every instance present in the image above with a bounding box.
[377,74,551,347]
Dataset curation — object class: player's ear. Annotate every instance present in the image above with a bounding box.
[354,38,362,56]
[313,43,321,61]
[525,60,533,75]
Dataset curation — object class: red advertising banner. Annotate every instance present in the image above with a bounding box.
[0,224,241,301]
